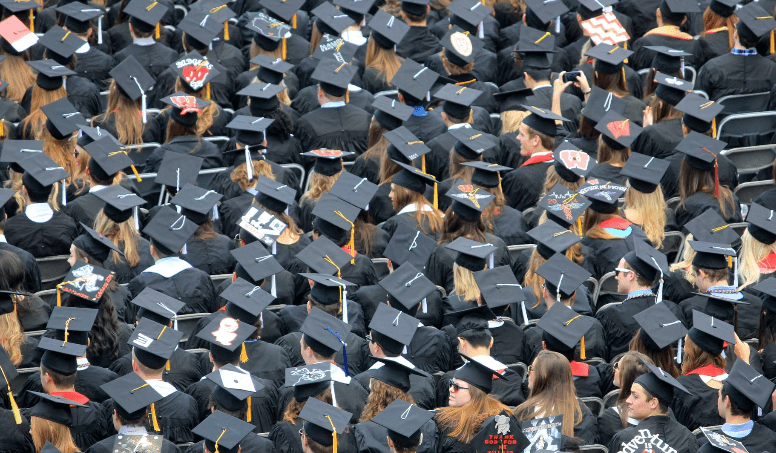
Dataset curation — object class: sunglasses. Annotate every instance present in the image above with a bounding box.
[614,268,632,276]
[365,335,373,343]
[449,379,469,392]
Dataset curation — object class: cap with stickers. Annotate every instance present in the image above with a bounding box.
[440,26,484,66]
[654,72,692,106]
[576,179,627,214]
[160,93,210,126]
[56,260,113,306]
[595,111,642,150]
[170,51,220,93]
[538,184,591,228]
[301,149,353,177]
[446,180,495,222]
[552,142,596,182]
[197,312,257,363]
[129,317,184,369]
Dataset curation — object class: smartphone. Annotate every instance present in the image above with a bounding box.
[562,71,580,83]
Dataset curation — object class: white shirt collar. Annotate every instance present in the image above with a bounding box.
[532,84,552,91]
[0,234,7,243]
[397,203,434,215]
[75,42,90,54]
[89,185,107,193]
[134,36,156,46]
[321,101,346,109]
[448,123,471,131]
[25,203,54,223]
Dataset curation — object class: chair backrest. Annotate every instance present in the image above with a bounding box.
[579,397,605,416]
[683,66,697,85]
[176,312,211,343]
[203,136,230,151]
[523,206,537,218]
[717,111,776,147]
[666,197,681,211]
[280,164,306,191]
[124,142,161,168]
[582,277,599,302]
[36,255,73,290]
[210,273,232,288]
[658,231,685,264]
[721,145,776,174]
[594,271,624,313]
[734,180,776,205]
[717,92,770,117]
[506,361,528,380]
[371,258,391,280]
[507,244,535,264]
[692,90,709,100]
[603,389,620,409]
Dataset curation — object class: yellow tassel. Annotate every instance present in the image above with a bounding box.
[345,90,350,103]
[622,66,626,86]
[224,21,229,41]
[292,13,297,29]
[246,396,252,422]
[206,82,211,100]
[155,22,160,39]
[150,403,160,431]
[623,41,628,64]
[0,367,21,424]
[165,360,170,371]
[325,415,337,453]
[712,118,716,139]
[240,343,248,362]
[214,429,226,453]
[29,9,33,33]
[56,287,61,307]
[576,217,582,236]
[771,30,774,55]
[728,256,733,267]
[348,228,355,264]
[433,182,438,210]
[282,37,287,60]
[421,155,426,173]
[580,336,586,360]
[131,165,142,181]
[0,121,4,138]
[497,171,502,195]
[12,295,15,315]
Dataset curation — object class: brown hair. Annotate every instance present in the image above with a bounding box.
[172,78,219,136]
[448,148,479,182]
[31,417,79,453]
[94,79,144,145]
[614,351,652,427]
[93,210,142,268]
[577,116,600,141]
[165,119,201,147]
[231,159,274,191]
[524,243,585,307]
[438,209,487,244]
[681,334,726,375]
[0,51,35,103]
[677,159,736,220]
[283,387,333,422]
[650,96,682,124]
[543,165,583,194]
[391,184,443,234]
[500,110,529,135]
[628,329,679,378]
[361,117,389,163]
[594,69,628,97]
[440,50,474,75]
[583,209,622,240]
[525,126,554,151]
[435,383,512,443]
[310,22,324,54]
[597,138,630,167]
[21,85,67,139]
[702,7,737,50]
[365,37,402,84]
[192,218,219,240]
[360,378,415,421]
[42,128,79,183]
[481,184,507,234]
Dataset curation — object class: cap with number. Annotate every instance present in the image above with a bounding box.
[474,265,526,310]
[93,184,145,223]
[301,149,352,176]
[553,142,596,182]
[154,152,203,192]
[368,303,419,354]
[100,372,164,419]
[377,262,436,312]
[688,240,736,269]
[440,27,484,66]
[299,398,352,447]
[644,46,691,73]
[454,353,508,393]
[632,302,687,351]
[521,104,567,137]
[634,359,691,406]
[675,131,726,172]
[434,83,482,120]
[370,400,434,449]
[390,59,439,102]
[131,287,185,325]
[535,253,591,300]
[595,111,642,149]
[449,127,496,159]
[676,94,724,134]
[736,2,776,42]
[72,223,124,263]
[462,162,511,189]
[29,392,85,425]
[169,51,219,93]
[221,277,274,325]
[538,184,591,228]
[41,98,85,140]
[620,153,669,194]
[445,236,497,272]
[368,10,409,49]
[370,356,430,392]
[524,0,569,24]
[446,180,494,222]
[391,160,438,195]
[38,26,84,64]
[684,209,739,245]
[302,272,356,306]
[312,2,354,35]
[296,235,352,275]
[193,410,254,453]
[130,317,184,368]
[687,309,734,355]
[384,126,431,163]
[329,172,378,210]
[143,206,198,255]
[382,224,435,271]
[527,220,582,260]
[124,0,168,33]
[206,363,266,411]
[577,180,627,214]
[537,302,594,356]
[746,202,776,245]
[170,184,222,225]
[582,86,627,124]
[83,137,135,181]
[584,43,632,74]
[300,306,352,357]
[623,239,669,283]
[231,241,284,283]
[160,93,210,126]
[57,260,113,305]
[654,72,692,106]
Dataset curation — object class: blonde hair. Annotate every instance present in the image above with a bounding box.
[42,128,79,183]
[623,182,667,248]
[670,233,696,286]
[365,38,402,85]
[0,52,36,103]
[738,229,776,290]
[95,79,144,145]
[440,50,474,75]
[21,85,67,139]
[500,110,530,135]
[31,417,80,453]
[0,311,24,366]
[93,210,142,268]
[302,170,341,202]
[231,159,274,191]
[453,263,481,301]
[543,166,583,195]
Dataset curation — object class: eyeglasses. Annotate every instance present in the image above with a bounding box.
[299,429,306,439]
[449,379,469,392]
[613,362,619,370]
[365,335,374,343]
[614,268,632,276]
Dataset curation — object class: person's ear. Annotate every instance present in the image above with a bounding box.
[232,272,237,282]
[542,340,547,350]
[489,337,494,349]
[306,300,312,312]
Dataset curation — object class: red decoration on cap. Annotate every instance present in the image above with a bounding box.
[559,149,590,170]
[169,96,202,115]
[606,119,630,139]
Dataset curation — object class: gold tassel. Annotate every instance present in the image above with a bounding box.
[206,83,211,100]
[29,9,33,33]
[433,182,438,210]
[246,397,252,422]
[56,287,61,307]
[165,360,170,371]
[282,38,287,60]
[0,121,5,138]
[0,367,21,424]
[292,13,297,29]
[576,217,582,236]
[155,22,160,39]
[131,165,142,181]
[728,256,733,267]
[580,336,586,360]
[622,66,626,86]
[345,90,350,103]
[334,211,355,263]
[771,30,774,55]
[712,118,716,139]
[12,295,15,315]
[214,429,227,453]
[240,343,248,362]
[421,155,426,173]
[497,171,502,195]
[325,415,337,453]
[150,403,160,431]
[623,41,628,64]
[224,21,229,41]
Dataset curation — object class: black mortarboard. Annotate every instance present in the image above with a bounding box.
[40,306,94,374]
[521,105,567,137]
[471,413,531,453]
[38,26,84,64]
[644,46,691,73]
[660,0,699,21]
[41,98,85,140]
[577,0,617,18]
[709,0,738,16]
[384,126,431,162]
[93,184,145,223]
[143,206,199,254]
[454,354,508,393]
[449,305,495,334]
[654,72,692,106]
[300,398,352,447]
[736,2,775,41]
[312,34,359,63]
[131,287,185,324]
[170,183,222,225]
[57,260,113,304]
[552,142,596,182]
[77,124,122,148]
[296,236,352,275]
[38,329,87,376]
[632,302,686,351]
[446,180,494,222]
[179,7,233,49]
[448,0,491,30]
[523,0,569,24]
[462,162,511,189]
[370,356,430,392]
[391,160,438,194]
[536,302,594,354]
[260,0,304,22]
[253,55,293,85]
[577,180,627,214]
[378,262,436,311]
[474,266,526,309]
[584,43,631,74]
[595,111,641,149]
[329,171,378,210]
[701,429,749,453]
[701,291,750,325]
[582,87,627,124]
[449,127,496,159]
[124,0,168,32]
[538,184,591,228]
[334,0,375,19]
[206,363,266,411]
[373,96,414,131]
[100,372,164,419]
[73,223,124,263]
[227,115,273,151]
[300,307,352,357]
[27,60,74,91]
[684,209,740,244]
[370,400,434,448]
[1,140,43,173]
[620,153,669,194]
[312,2,354,35]
[527,220,582,260]
[29,392,84,425]
[516,28,555,70]
[0,189,13,219]
[236,82,286,108]
[312,192,359,237]
[83,137,134,180]
[634,359,690,406]
[19,153,70,195]
[623,239,669,283]
[724,357,775,409]
[390,59,439,102]
[231,241,284,283]
[159,93,210,126]
[401,0,429,16]
[675,131,726,172]
[56,3,103,34]
[676,94,724,134]
[109,55,155,103]
[535,253,591,300]
[284,362,332,400]
[687,310,734,355]
[129,318,183,368]
[221,278,274,324]
[368,303,419,354]
[445,236,497,272]
[311,59,357,97]
[434,84,482,119]
[254,175,295,212]
[688,240,736,269]
[0,0,39,14]
[369,10,409,49]
[746,202,776,245]
[302,272,356,306]
[193,411,254,453]
[301,150,352,176]
[494,88,533,113]
[441,27,484,66]
[382,224,435,271]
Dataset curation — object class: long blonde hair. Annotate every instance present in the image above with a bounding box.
[453,263,481,301]
[365,37,402,84]
[302,170,341,202]
[21,85,67,139]
[738,229,776,289]
[31,417,79,453]
[93,79,144,145]
[623,183,667,248]
[0,52,35,103]
[435,384,512,443]
[500,110,529,135]
[93,210,142,268]
[0,312,24,366]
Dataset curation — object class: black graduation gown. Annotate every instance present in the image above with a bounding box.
[701,30,732,61]
[111,33,179,74]
[0,243,42,293]
[367,183,396,225]
[360,67,395,95]
[426,234,512,295]
[678,291,762,340]
[671,374,724,431]
[597,406,635,447]
[350,153,381,185]
[526,86,583,134]
[184,374,282,433]
[27,396,107,450]
[395,26,442,65]
[502,160,552,212]
[184,307,286,349]
[489,318,526,365]
[489,206,531,246]
[404,109,448,143]
[761,342,776,380]
[74,46,114,90]
[607,415,697,453]
[64,76,103,118]
[274,331,369,378]
[180,234,237,275]
[184,437,275,453]
[293,104,372,155]
[235,339,292,386]
[127,258,219,314]
[5,209,78,258]
[424,48,498,85]
[405,325,454,374]
[631,118,684,160]
[102,237,156,284]
[355,419,438,453]
[695,52,776,101]
[349,284,444,329]
[143,136,224,173]
[90,111,165,148]
[630,31,706,71]
[353,366,436,410]
[101,390,199,444]
[596,294,687,361]
[287,251,379,291]
[86,434,181,453]
[0,409,33,453]
[269,420,305,453]
[16,365,117,408]
[109,347,203,391]
[586,164,625,186]
[674,192,742,230]
[18,295,50,331]
[62,192,106,232]
[581,222,651,279]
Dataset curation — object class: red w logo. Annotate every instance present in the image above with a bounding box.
[559,150,590,170]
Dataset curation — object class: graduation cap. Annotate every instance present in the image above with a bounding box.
[370,356,430,392]
[124,0,168,33]
[473,266,526,310]
[301,150,352,177]
[440,26,484,67]
[170,183,222,225]
[377,262,436,313]
[521,105,567,138]
[709,0,738,17]
[226,116,273,163]
[654,72,692,106]
[131,287,185,326]
[56,260,113,307]
[527,220,582,260]
[83,137,136,181]
[447,0,491,31]
[18,153,70,206]
[538,184,591,228]
[296,235,352,275]
[0,188,13,219]
[196,312,257,363]
[382,224,435,271]
[299,398,352,449]
[494,88,533,113]
[687,309,734,355]
[577,0,618,18]
[688,240,736,270]
[623,239,669,290]
[38,26,85,65]
[28,392,85,425]
[129,317,183,369]
[446,180,494,222]
[231,241,284,283]
[143,205,199,255]
[259,0,304,23]
[633,359,690,407]
[581,86,626,124]
[553,142,595,183]
[449,127,496,159]
[445,236,497,272]
[27,60,75,91]
[253,175,295,212]
[300,306,352,360]
[390,59,440,102]
[77,124,121,148]
[370,400,434,449]
[312,193,359,258]
[674,132,726,197]
[434,83,482,120]
[736,2,775,43]
[595,111,642,150]
[193,410,255,453]
[701,428,750,453]
[312,1,355,36]
[536,302,594,358]
[0,286,26,316]
[0,140,43,173]
[523,0,568,24]
[448,304,495,335]
[577,179,627,214]
[329,171,378,210]
[303,273,356,310]
[391,160,438,196]
[100,372,164,419]
[584,42,631,75]
[312,59,357,98]
[745,202,776,245]
[753,277,776,313]
[0,0,39,16]
[221,277,274,325]
[0,346,21,424]
[454,353,508,393]
[0,15,37,56]
[471,413,531,453]
[206,363,266,412]
[72,223,124,263]
[373,96,414,131]
[684,209,740,245]
[236,82,286,111]
[39,306,94,374]
[284,362,333,400]
[109,56,154,123]
[632,302,687,351]
[400,0,429,16]
[179,5,234,49]
[334,0,375,19]
[312,33,359,63]
[700,290,750,327]
[368,303,419,354]
[247,12,291,51]
[368,10,409,50]
[56,3,103,34]
[160,93,210,126]
[660,0,700,19]
[515,28,555,70]
[676,94,724,135]
[462,162,511,189]
[41,98,86,140]
[93,184,145,224]
[619,153,669,194]
[725,358,776,411]
[644,46,691,74]
[384,126,431,163]
[535,252,591,301]
[252,55,293,85]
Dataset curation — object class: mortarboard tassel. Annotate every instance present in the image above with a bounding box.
[0,120,5,138]
[245,146,253,181]
[98,17,102,44]
[12,294,15,315]
[134,207,140,230]
[155,22,160,39]
[282,37,287,60]
[214,428,226,453]
[62,180,67,206]
[325,415,337,453]
[714,158,719,198]
[29,10,33,33]
[224,21,229,41]
[0,367,21,424]
[150,403,160,431]
[623,41,628,64]
[246,397,251,422]
[565,313,584,359]
[292,13,297,28]
[240,343,249,362]
[421,155,426,173]
[712,118,716,138]
[326,325,348,376]
[772,29,774,55]
[206,82,211,100]
[334,211,355,264]
[621,66,626,87]
[131,165,142,181]
[165,360,170,371]
[676,338,682,363]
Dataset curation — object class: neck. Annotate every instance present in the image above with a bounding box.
[467,346,490,357]
[137,370,164,380]
[52,385,76,393]
[631,286,652,294]
[703,280,730,292]
[726,414,751,425]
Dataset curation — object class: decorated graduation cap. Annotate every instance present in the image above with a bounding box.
[39,306,95,374]
[371,356,430,392]
[373,96,414,131]
[471,412,531,453]
[623,239,670,299]
[538,184,591,229]
[27,59,75,91]
[582,86,626,125]
[676,94,724,137]
[29,392,85,425]
[746,202,776,245]
[675,131,726,196]
[300,397,352,451]
[284,362,332,401]
[55,260,113,307]
[301,149,352,176]
[93,184,144,224]
[723,356,776,410]
[736,2,776,50]
[231,240,284,283]
[329,172,378,211]
[441,26,484,67]
[72,223,124,263]
[100,372,163,420]
[84,137,140,182]
[313,33,359,63]
[371,400,434,449]
[377,262,436,314]
[368,303,419,355]
[130,317,184,369]
[160,93,210,127]
[296,235,352,276]
[197,312,256,363]
[447,180,495,222]
[434,83,482,120]
[445,236,497,272]
[143,205,199,255]
[527,220,582,260]
[194,410,254,453]
[124,0,168,35]
[311,59,357,98]
[634,359,691,407]
[312,193,359,260]
[41,98,85,140]
[632,302,686,352]
[644,45,691,74]
[584,42,631,76]
[595,111,641,150]
[474,265,526,310]
[221,277,274,326]
[312,1,354,36]
[552,142,595,182]
[390,59,440,103]
[463,162,511,190]
[237,82,285,117]
[449,126,496,159]
[577,179,627,214]
[687,310,735,355]
[454,353,508,393]
[620,153,669,194]
[247,12,291,52]
[109,56,154,123]
[170,183,222,225]
[0,10,39,53]
[0,346,21,423]
[131,287,185,327]
[536,252,591,302]
[206,363,266,417]
[537,302,594,358]
[38,26,84,65]
[369,10,409,49]
[521,105,567,138]
[684,209,740,245]
[654,72,692,106]
[253,175,295,214]
[382,224,436,271]
[701,428,749,453]
[253,55,293,85]
[300,307,353,368]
